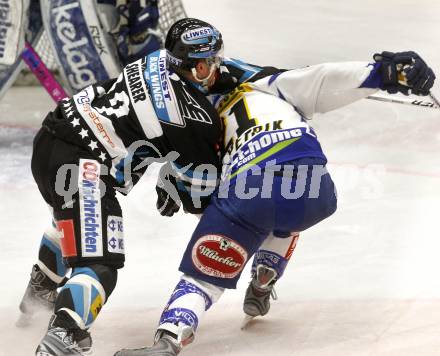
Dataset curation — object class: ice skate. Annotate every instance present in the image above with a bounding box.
[241,265,278,329]
[35,315,92,356]
[114,333,181,356]
[17,264,59,327]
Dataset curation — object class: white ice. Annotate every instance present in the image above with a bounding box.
[1,0,440,355]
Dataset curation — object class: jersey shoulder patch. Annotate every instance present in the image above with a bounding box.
[144,50,214,128]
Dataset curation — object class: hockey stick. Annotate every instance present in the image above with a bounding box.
[429,92,440,108]
[366,92,440,110]
[21,41,67,103]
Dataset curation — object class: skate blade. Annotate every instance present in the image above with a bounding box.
[241,315,255,330]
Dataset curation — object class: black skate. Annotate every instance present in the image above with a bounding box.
[114,333,181,356]
[242,265,278,329]
[17,264,59,327]
[35,314,92,356]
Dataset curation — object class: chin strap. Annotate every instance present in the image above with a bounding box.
[190,63,217,90]
[190,54,222,91]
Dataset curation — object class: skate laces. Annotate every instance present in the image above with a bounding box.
[49,313,92,355]
[65,343,91,355]
[38,289,58,303]
[61,329,92,355]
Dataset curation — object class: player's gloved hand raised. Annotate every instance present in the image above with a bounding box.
[374,51,435,96]
[155,166,181,217]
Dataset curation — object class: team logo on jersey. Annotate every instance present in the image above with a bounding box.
[146,51,180,124]
[192,235,247,278]
[79,159,103,257]
[145,50,214,128]
[177,86,212,125]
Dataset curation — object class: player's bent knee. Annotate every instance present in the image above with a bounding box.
[87,264,118,297]
[180,233,253,289]
[178,203,265,289]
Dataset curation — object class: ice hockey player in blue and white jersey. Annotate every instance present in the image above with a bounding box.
[114,19,436,356]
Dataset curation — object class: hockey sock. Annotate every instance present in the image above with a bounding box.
[37,225,68,285]
[251,232,300,281]
[157,275,224,347]
[55,265,117,329]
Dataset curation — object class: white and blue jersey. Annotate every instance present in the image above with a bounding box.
[214,83,325,179]
[214,59,382,179]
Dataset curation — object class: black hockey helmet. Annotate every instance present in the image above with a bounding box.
[165,18,223,71]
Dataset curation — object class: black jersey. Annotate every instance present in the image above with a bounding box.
[42,50,223,212]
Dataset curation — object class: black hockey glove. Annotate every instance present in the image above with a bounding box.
[155,165,181,217]
[374,51,435,96]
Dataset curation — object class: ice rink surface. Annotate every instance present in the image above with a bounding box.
[1,0,440,355]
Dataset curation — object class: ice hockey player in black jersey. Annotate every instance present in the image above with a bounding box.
[114,19,436,356]
[23,18,230,356]
[21,16,287,356]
